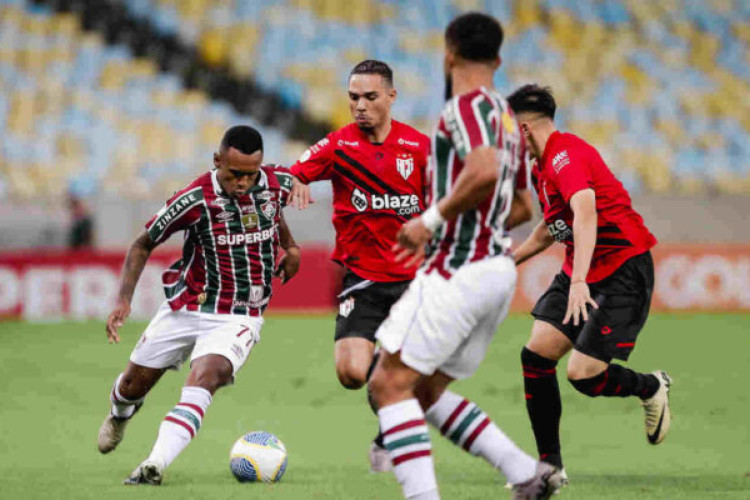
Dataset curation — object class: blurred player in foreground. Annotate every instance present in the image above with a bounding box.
[98,126,305,485]
[508,84,672,480]
[288,59,430,471]
[367,13,562,500]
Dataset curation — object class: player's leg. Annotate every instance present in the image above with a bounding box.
[521,320,573,470]
[99,303,196,455]
[369,351,439,500]
[98,362,166,453]
[334,337,375,389]
[335,274,408,472]
[566,251,671,444]
[126,315,261,485]
[415,371,539,486]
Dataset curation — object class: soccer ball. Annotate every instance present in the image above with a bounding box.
[229,431,288,483]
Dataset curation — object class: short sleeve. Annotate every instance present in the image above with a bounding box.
[444,93,497,160]
[145,187,204,244]
[268,166,294,208]
[550,146,593,203]
[289,134,335,183]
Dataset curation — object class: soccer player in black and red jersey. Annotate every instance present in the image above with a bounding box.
[508,84,672,481]
[288,60,430,471]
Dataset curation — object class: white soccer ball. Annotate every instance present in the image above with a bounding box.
[229,431,288,483]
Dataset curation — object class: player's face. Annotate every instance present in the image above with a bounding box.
[213,147,263,198]
[348,74,396,132]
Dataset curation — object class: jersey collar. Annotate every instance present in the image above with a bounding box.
[210,168,269,197]
[540,131,562,169]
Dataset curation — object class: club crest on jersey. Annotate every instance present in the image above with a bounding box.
[396,154,414,180]
[250,285,265,304]
[212,197,230,208]
[351,188,368,212]
[242,213,259,229]
[216,210,235,222]
[261,201,276,219]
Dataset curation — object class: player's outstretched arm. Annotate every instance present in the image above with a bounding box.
[275,211,301,284]
[513,220,554,266]
[106,231,157,344]
[394,146,501,264]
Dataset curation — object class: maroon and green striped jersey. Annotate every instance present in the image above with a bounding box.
[424,87,529,278]
[144,166,293,316]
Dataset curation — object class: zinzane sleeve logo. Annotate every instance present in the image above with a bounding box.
[147,188,204,244]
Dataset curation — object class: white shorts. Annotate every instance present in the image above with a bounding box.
[376,255,516,380]
[130,302,263,377]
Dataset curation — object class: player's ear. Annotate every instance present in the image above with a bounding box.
[388,87,397,102]
[494,55,502,70]
[213,151,221,169]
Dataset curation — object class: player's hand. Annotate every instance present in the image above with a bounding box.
[563,281,599,326]
[275,246,301,284]
[106,300,131,344]
[393,218,432,268]
[289,177,313,209]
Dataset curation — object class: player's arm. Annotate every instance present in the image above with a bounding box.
[564,188,599,326]
[106,231,158,344]
[394,146,500,266]
[514,219,554,266]
[506,189,533,229]
[288,135,335,209]
[275,211,301,284]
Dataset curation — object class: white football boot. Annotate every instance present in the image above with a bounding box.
[368,441,392,473]
[97,402,142,454]
[123,459,165,485]
[642,370,672,445]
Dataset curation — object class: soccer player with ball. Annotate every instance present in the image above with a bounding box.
[97,126,307,485]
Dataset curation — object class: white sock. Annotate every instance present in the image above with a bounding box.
[110,373,144,419]
[146,386,212,468]
[425,390,536,484]
[379,399,440,500]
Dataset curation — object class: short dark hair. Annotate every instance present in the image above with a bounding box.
[349,59,393,87]
[507,84,557,119]
[445,12,503,62]
[221,125,263,155]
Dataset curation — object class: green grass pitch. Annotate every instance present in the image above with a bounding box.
[0,313,748,499]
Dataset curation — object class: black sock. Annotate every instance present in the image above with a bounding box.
[569,364,660,399]
[521,347,563,468]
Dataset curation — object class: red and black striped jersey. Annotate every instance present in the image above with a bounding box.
[424,87,529,278]
[144,166,293,316]
[531,131,657,283]
[290,120,430,282]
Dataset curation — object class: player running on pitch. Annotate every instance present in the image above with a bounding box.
[507,84,672,479]
[97,125,305,485]
[287,59,430,471]
[367,13,562,500]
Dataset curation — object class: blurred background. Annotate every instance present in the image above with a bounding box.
[1,0,749,319]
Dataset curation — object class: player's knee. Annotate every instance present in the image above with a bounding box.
[190,362,233,393]
[414,381,444,410]
[335,360,368,390]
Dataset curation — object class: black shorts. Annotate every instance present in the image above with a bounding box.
[531,251,654,363]
[334,269,411,343]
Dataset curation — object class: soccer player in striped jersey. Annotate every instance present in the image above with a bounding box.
[508,84,671,481]
[367,13,563,500]
[97,125,306,485]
